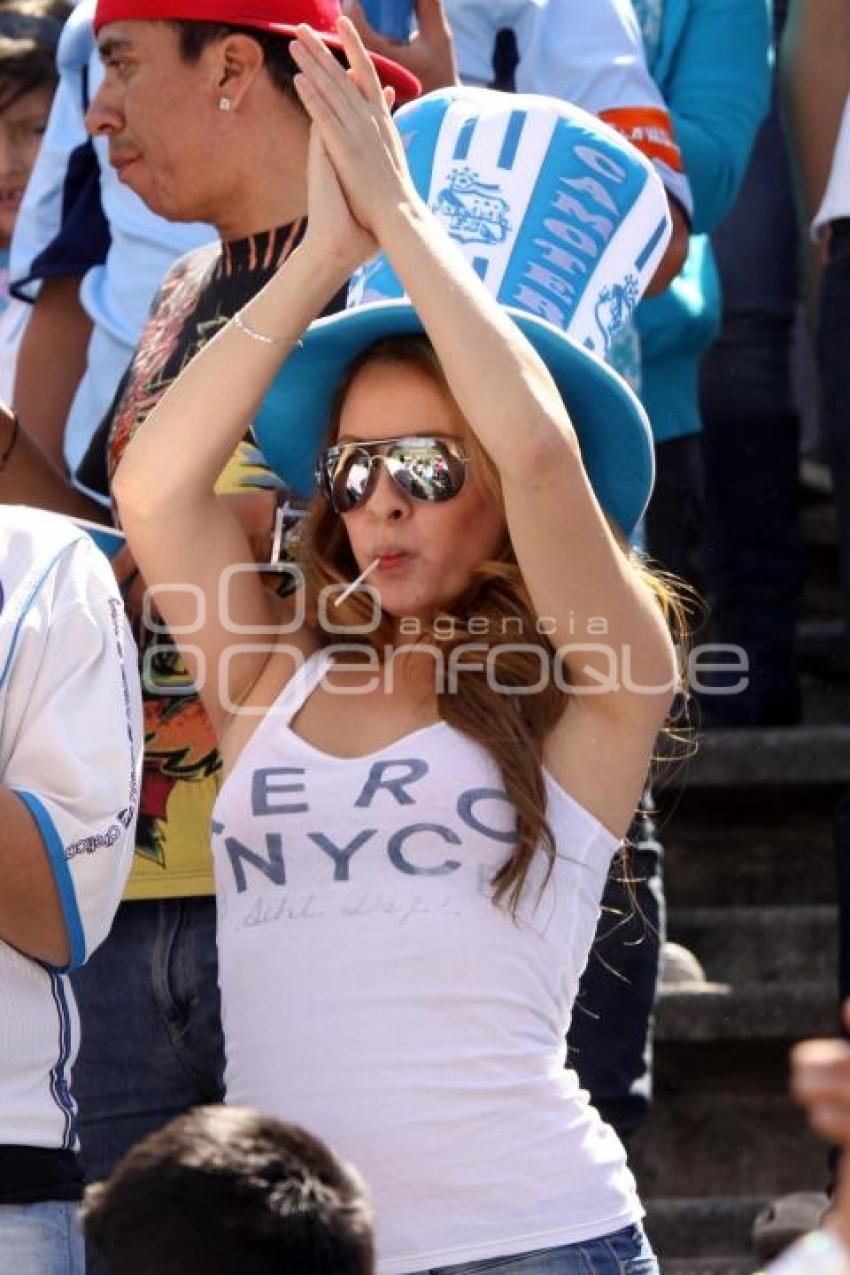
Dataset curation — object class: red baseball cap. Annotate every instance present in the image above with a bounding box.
[93,0,421,101]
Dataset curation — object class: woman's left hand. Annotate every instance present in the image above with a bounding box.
[290,17,421,241]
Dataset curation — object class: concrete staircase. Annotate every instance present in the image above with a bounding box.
[626,467,850,1272]
[632,721,850,1271]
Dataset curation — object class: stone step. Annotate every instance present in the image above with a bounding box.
[644,1197,763,1261]
[658,790,836,909]
[667,907,837,985]
[655,981,837,1043]
[801,670,850,724]
[798,618,847,656]
[802,493,837,548]
[632,1042,831,1199]
[633,1093,827,1199]
[659,726,850,789]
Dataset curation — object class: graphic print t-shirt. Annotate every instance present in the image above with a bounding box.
[77,222,344,900]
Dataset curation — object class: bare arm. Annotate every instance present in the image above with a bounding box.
[112,133,373,736]
[0,787,69,966]
[645,197,689,295]
[369,199,676,829]
[13,277,92,472]
[780,0,850,231]
[1,546,142,972]
[294,24,676,700]
[792,1013,850,1251]
[292,22,677,833]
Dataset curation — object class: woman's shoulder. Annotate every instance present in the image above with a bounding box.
[543,699,660,843]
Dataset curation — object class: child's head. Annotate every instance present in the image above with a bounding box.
[0,1,68,249]
[84,1106,374,1275]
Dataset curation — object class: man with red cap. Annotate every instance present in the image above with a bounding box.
[0,6,417,1269]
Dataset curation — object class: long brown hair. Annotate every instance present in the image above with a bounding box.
[299,335,689,915]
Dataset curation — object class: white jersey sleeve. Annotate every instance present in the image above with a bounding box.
[445,0,693,217]
[0,508,143,970]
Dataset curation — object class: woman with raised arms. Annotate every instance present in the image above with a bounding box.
[114,17,683,1275]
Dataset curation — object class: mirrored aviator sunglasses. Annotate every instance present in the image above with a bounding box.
[316,436,470,514]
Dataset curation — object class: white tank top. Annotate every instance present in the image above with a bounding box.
[211,649,642,1274]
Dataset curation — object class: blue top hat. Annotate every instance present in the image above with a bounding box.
[253,88,672,536]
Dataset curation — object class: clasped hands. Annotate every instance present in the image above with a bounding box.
[290,17,423,277]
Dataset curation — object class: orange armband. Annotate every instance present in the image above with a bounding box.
[599,106,685,174]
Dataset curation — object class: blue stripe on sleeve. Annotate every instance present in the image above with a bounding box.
[15,790,86,972]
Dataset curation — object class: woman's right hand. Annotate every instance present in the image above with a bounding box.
[299,118,380,276]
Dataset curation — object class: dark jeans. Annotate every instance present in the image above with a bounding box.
[818,218,850,653]
[567,800,664,1142]
[836,790,850,1011]
[70,897,224,1273]
[696,77,803,726]
[699,321,803,724]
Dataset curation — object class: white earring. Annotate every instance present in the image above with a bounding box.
[218,96,232,112]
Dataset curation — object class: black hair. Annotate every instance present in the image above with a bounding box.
[0,0,70,112]
[168,19,302,103]
[84,1106,375,1275]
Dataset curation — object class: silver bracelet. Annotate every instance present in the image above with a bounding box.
[232,309,304,349]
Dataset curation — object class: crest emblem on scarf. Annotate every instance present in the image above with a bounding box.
[432,168,512,246]
[594,275,641,355]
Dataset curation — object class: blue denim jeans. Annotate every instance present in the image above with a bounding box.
[0,1201,84,1275]
[421,1224,658,1274]
[70,897,225,1274]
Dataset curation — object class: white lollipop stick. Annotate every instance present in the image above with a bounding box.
[335,557,380,607]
